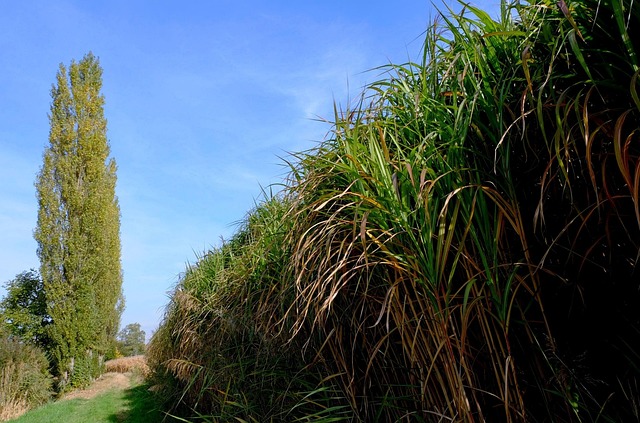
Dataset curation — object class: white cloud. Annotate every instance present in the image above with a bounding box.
[1,0,441,337]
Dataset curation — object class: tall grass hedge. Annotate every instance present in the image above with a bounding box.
[0,333,53,421]
[147,196,350,421]
[148,0,640,421]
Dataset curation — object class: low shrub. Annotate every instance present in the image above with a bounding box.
[0,334,53,421]
[68,350,103,389]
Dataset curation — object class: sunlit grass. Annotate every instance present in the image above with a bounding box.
[8,380,163,423]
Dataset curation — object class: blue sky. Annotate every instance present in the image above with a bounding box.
[0,1,496,339]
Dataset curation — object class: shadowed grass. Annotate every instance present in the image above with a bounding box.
[111,382,166,423]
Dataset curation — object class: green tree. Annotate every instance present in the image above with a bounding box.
[0,270,51,348]
[117,323,146,356]
[34,52,124,386]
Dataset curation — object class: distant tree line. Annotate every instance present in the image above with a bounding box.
[116,323,146,357]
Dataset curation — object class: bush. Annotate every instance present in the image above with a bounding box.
[68,350,103,389]
[0,333,53,421]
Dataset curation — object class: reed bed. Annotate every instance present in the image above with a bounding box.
[148,0,640,421]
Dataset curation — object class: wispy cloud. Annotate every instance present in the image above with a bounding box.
[1,0,442,336]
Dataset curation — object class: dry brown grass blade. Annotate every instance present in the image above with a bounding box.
[104,355,149,376]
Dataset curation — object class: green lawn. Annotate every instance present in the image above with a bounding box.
[9,382,164,423]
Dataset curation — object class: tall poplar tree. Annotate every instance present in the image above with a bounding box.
[34,53,123,384]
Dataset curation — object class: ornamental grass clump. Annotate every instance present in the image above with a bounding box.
[284,7,544,420]
[284,0,640,420]
[148,0,640,421]
[147,195,350,421]
[0,333,53,421]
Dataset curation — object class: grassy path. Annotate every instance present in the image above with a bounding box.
[9,373,164,423]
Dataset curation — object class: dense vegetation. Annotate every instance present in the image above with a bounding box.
[0,271,50,349]
[0,273,54,420]
[146,0,639,420]
[117,323,146,357]
[34,52,124,388]
[0,52,127,420]
[0,330,52,421]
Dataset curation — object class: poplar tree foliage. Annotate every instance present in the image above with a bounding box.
[34,53,123,384]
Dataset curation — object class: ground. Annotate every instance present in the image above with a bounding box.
[62,372,133,400]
